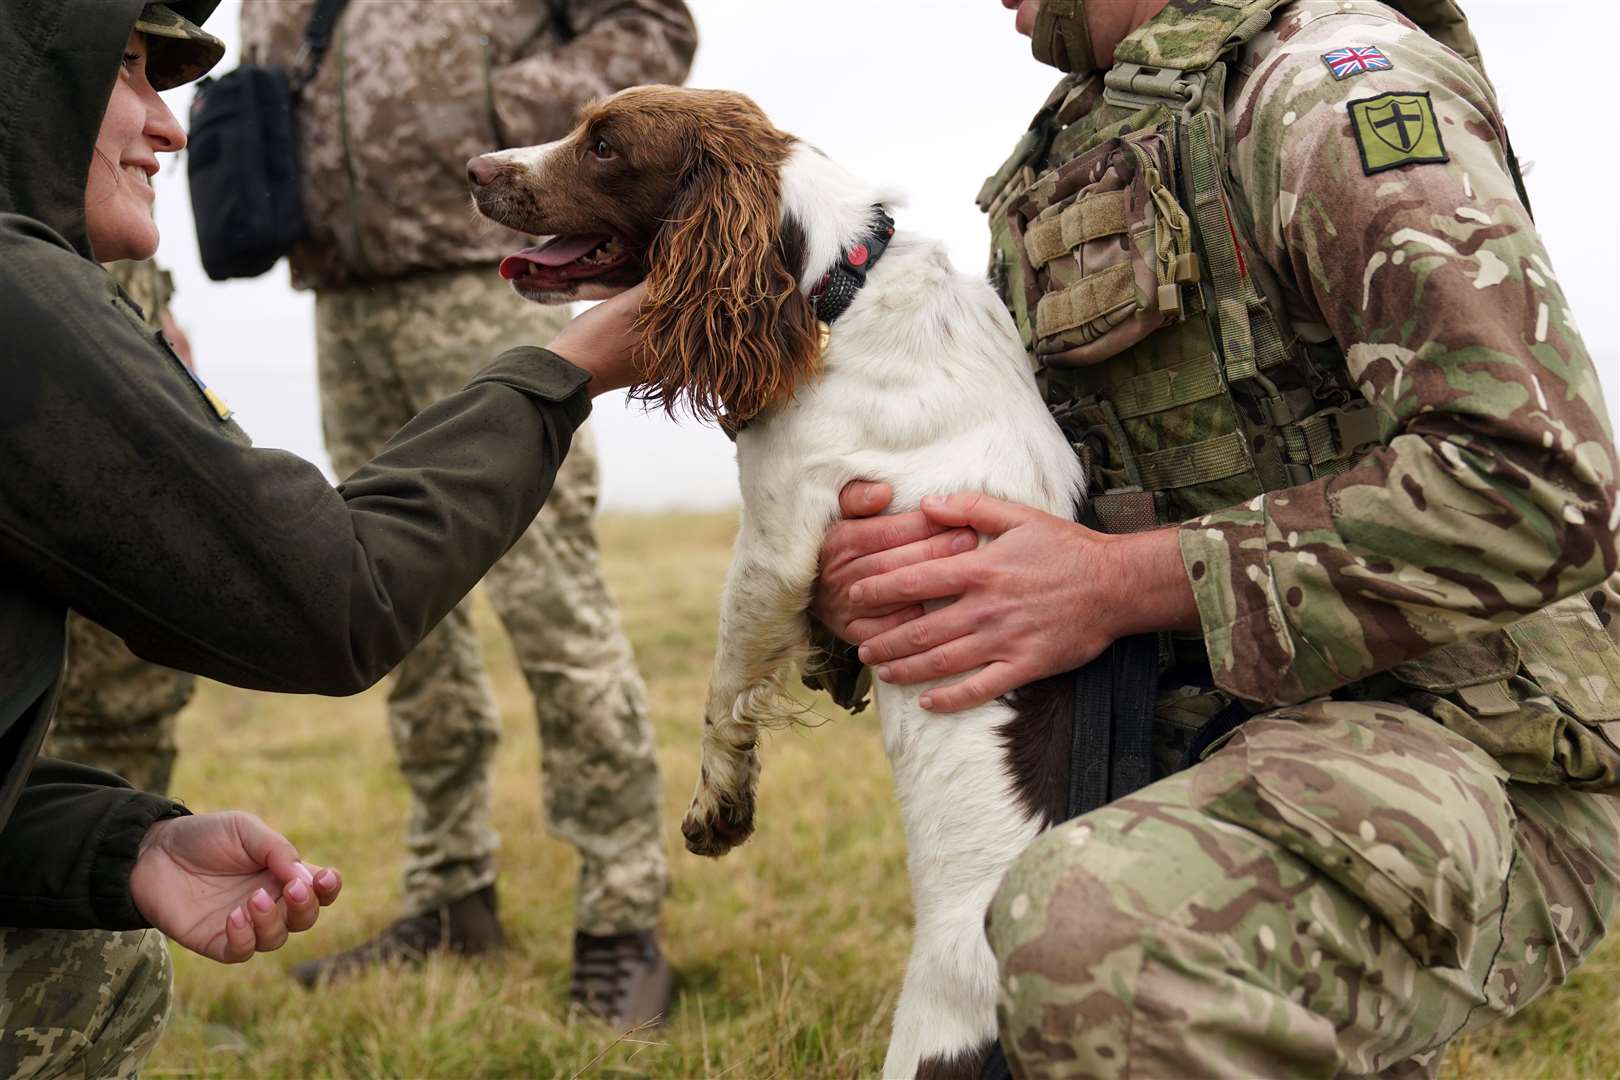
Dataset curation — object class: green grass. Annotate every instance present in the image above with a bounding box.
[145,511,1620,1078]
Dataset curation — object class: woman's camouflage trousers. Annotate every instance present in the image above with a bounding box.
[0,927,170,1079]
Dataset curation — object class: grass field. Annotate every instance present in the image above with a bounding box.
[146,511,1619,1078]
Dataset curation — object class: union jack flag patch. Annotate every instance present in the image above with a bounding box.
[1321,46,1393,80]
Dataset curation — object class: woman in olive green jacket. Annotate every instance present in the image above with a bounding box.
[0,2,644,1071]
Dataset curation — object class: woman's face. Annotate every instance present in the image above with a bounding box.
[84,31,186,263]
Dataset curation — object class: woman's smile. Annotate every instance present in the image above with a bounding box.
[122,162,157,197]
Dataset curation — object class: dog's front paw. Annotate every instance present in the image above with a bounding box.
[681,768,755,857]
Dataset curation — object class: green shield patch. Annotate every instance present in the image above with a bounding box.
[1348,91,1449,175]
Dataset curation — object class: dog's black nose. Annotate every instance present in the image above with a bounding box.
[467,155,499,187]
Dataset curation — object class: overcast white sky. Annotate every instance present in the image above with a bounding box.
[153,0,1620,511]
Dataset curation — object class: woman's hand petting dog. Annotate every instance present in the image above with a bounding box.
[546,282,650,396]
[814,483,1200,712]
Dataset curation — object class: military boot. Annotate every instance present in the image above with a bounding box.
[569,929,674,1028]
[290,884,507,988]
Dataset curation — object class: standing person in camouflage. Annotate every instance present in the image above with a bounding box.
[46,258,196,797]
[238,1,697,1024]
[811,0,1620,1074]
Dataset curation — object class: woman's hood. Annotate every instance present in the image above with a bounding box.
[0,0,221,258]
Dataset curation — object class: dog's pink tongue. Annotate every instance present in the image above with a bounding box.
[498,235,607,280]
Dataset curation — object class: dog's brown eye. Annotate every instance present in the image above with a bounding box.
[592,138,615,160]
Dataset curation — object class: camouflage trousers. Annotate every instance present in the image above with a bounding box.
[0,927,171,1079]
[44,615,196,796]
[315,267,668,934]
[989,700,1620,1078]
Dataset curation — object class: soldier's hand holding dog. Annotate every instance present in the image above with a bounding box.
[814,483,1198,712]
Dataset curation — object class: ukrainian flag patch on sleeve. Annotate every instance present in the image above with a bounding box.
[1348,91,1449,175]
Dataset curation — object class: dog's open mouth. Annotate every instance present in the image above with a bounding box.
[499,234,628,290]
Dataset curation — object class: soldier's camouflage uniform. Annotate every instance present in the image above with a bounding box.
[316,272,667,929]
[44,259,196,797]
[978,1,1620,1075]
[240,0,697,931]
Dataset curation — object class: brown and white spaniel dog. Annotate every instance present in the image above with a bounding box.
[470,86,1085,1080]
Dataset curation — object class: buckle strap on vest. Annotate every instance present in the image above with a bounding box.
[1103,63,1205,113]
[1298,404,1384,465]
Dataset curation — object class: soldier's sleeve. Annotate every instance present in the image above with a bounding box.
[1177,24,1619,706]
[488,0,697,146]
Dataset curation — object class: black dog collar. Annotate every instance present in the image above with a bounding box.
[722,208,897,438]
[808,207,896,325]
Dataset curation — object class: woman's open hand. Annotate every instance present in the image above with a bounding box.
[129,811,342,964]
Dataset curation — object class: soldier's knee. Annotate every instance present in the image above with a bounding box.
[988,817,1139,978]
[1196,702,1515,969]
[986,820,1160,1075]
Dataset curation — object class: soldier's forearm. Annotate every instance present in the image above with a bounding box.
[1101,526,1201,638]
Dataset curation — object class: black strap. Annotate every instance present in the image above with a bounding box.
[293,0,352,86]
[980,1043,1014,1080]
[1066,501,1157,818]
[1105,632,1157,803]
[1066,634,1158,818]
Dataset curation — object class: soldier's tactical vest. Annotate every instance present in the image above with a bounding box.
[980,0,1521,534]
[977,0,1620,788]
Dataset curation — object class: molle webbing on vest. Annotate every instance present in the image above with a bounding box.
[1180,108,1290,384]
[1024,190,1129,269]
[1108,351,1224,421]
[1135,429,1253,491]
[1036,264,1136,340]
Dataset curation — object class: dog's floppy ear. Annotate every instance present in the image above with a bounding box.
[633,125,819,428]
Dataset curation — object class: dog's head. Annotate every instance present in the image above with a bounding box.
[469,86,820,426]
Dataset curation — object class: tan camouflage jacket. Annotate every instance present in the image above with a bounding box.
[1166,0,1620,715]
[239,0,697,290]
